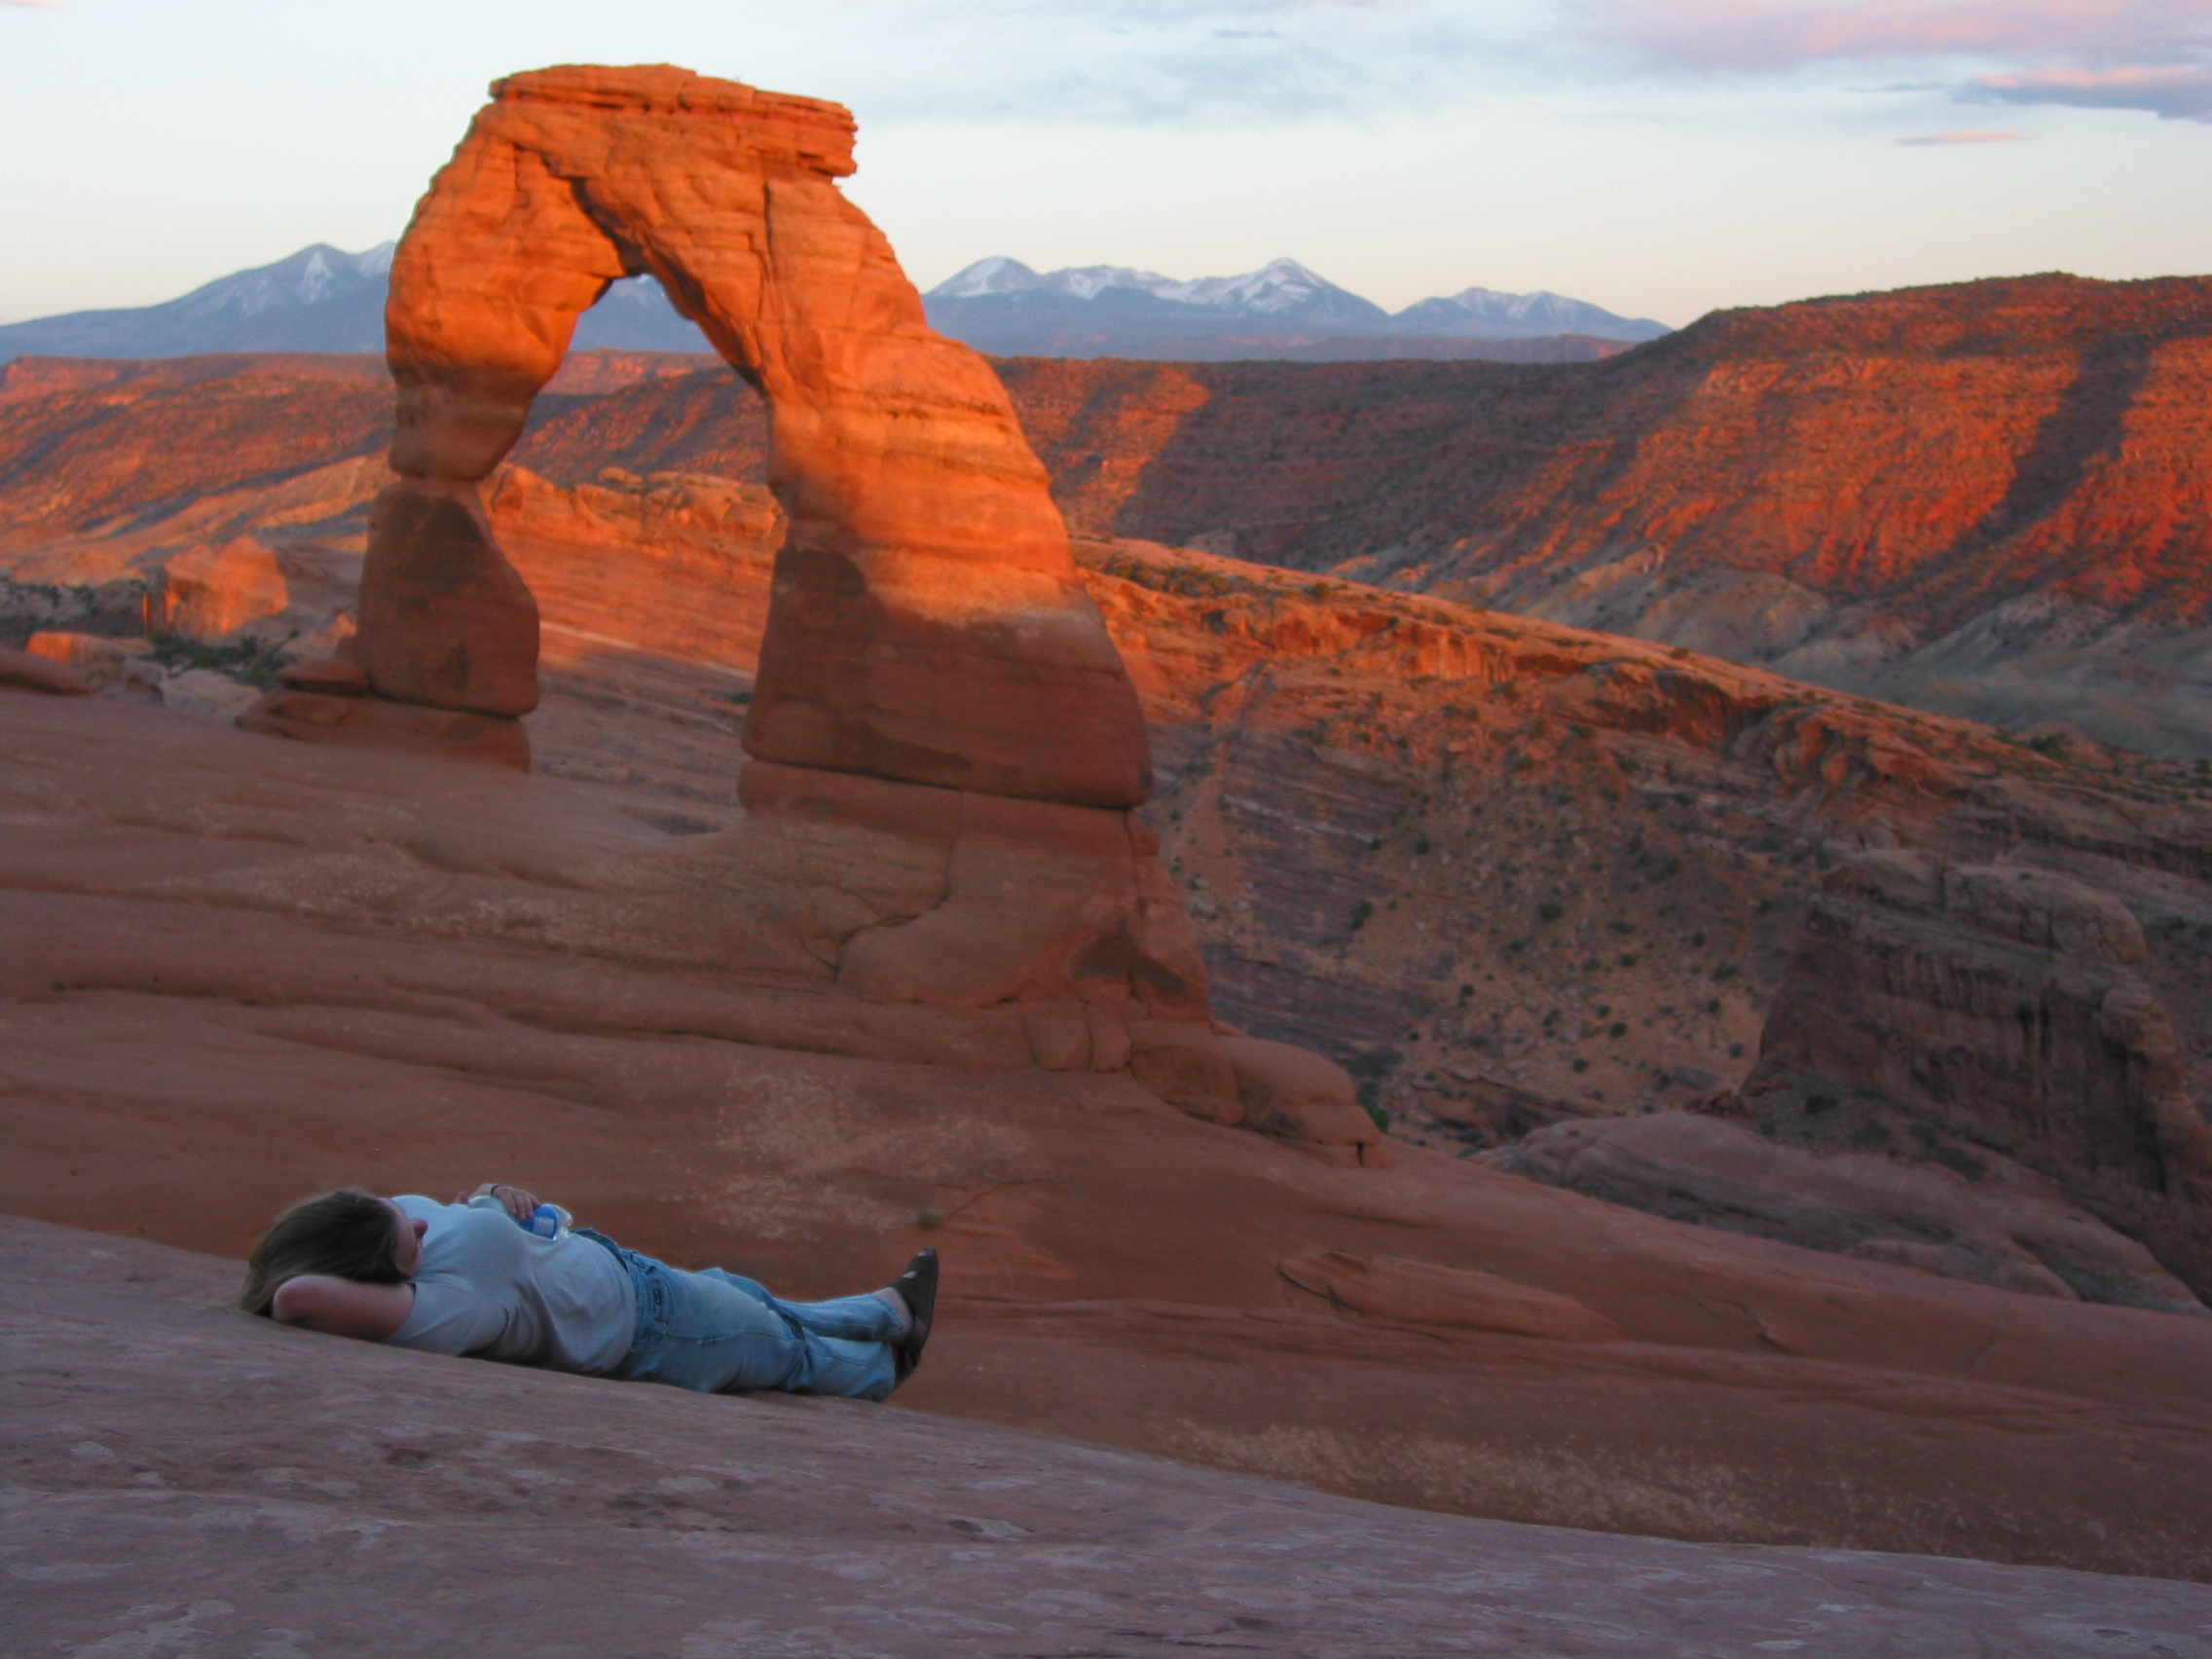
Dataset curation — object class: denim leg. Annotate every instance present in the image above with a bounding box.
[694,1268,904,1344]
[619,1262,898,1401]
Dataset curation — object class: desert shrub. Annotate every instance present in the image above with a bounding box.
[150,632,288,690]
[1346,1049,1402,1119]
[1536,901,1564,922]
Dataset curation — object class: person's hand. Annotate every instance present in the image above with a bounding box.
[457,1182,539,1222]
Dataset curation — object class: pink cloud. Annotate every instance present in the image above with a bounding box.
[1597,0,2212,74]
[1963,59,2212,113]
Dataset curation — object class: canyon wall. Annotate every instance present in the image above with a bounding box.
[11,270,2210,756]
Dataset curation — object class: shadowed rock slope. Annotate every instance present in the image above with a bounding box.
[7,648,2212,1578]
[14,1216,2211,1656]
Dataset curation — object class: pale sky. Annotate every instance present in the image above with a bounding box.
[3,0,2209,328]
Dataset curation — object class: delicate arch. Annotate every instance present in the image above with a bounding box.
[360,64,1151,808]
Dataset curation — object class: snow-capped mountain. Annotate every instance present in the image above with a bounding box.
[922,258,1667,358]
[929,256,1374,313]
[1392,285,1671,343]
[0,244,1669,368]
[924,256,1392,350]
[0,245,396,360]
[0,244,708,364]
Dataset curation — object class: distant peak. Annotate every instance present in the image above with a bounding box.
[928,257,1043,299]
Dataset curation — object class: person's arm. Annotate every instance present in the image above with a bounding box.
[455,1182,541,1222]
[269,1274,415,1342]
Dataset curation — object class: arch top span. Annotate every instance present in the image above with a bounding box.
[363,63,1152,809]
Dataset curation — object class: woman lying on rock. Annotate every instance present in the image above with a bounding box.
[240,1183,936,1401]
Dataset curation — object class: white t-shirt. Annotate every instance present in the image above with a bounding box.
[387,1197,636,1375]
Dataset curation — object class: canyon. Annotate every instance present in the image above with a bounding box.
[18,264,2197,756]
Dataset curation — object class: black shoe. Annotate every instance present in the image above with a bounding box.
[891,1248,938,1385]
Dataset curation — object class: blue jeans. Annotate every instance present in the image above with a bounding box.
[580,1232,901,1401]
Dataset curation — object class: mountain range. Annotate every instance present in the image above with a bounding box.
[923,256,1672,358]
[0,246,1671,366]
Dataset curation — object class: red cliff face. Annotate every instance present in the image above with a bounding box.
[993,276,2212,756]
[11,270,2210,758]
[1004,275,2212,627]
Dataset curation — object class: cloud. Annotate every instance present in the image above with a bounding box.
[1592,0,2212,74]
[1896,125,2031,138]
[843,0,1533,125]
[1,1,66,9]
[1961,60,2212,115]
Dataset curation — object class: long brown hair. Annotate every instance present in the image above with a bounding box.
[240,1189,407,1316]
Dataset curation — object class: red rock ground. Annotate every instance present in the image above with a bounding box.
[17,1218,2209,1657]
[3,687,2211,1581]
[5,324,2212,1586]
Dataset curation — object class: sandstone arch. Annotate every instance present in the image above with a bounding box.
[356,63,1150,809]
[240,64,1232,1039]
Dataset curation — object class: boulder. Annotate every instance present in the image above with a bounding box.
[276,657,370,695]
[23,632,151,688]
[159,669,261,719]
[145,535,290,640]
[0,647,92,696]
[1220,1037,1393,1167]
[145,536,361,650]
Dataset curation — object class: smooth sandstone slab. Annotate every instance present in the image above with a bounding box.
[9,1216,2211,1659]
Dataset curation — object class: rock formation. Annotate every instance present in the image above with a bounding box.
[1735,850,2212,1297]
[988,276,2212,756]
[1491,1109,2205,1313]
[343,63,1147,807]
[218,65,1232,1051]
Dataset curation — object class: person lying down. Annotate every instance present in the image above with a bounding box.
[240,1182,937,1401]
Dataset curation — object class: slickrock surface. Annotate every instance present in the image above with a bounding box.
[4,689,2212,1579]
[4,382,2208,1231]
[12,1218,2210,1658]
[369,64,1147,805]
